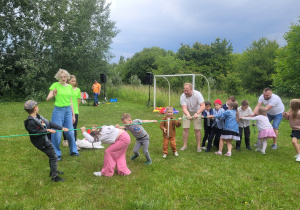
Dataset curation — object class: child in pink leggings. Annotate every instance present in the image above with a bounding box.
[81,125,131,177]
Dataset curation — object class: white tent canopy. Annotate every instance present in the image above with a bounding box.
[153,74,210,110]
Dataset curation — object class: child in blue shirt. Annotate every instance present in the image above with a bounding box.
[205,99,225,152]
[213,102,240,156]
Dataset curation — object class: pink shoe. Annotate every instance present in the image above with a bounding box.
[214,152,222,155]
[224,152,231,157]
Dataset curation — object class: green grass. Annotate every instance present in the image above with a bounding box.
[0,91,300,209]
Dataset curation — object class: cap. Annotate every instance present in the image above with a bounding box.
[214,99,222,105]
[24,100,38,110]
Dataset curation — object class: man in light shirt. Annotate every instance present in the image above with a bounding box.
[180,83,205,152]
[252,87,284,149]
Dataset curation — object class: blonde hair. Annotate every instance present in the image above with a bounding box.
[184,83,193,89]
[68,75,77,87]
[54,69,71,81]
[229,102,239,122]
[289,99,300,120]
[121,113,131,121]
[166,106,173,111]
[258,107,267,116]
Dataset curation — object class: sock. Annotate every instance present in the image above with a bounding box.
[262,139,268,152]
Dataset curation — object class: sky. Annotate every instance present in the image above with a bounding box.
[108,0,300,63]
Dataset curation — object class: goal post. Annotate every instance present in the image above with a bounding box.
[153,74,210,110]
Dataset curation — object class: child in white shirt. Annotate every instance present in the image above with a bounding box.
[236,100,253,151]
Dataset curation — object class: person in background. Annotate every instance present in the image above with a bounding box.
[92,80,101,106]
[222,96,236,111]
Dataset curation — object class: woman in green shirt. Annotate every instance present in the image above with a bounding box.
[63,75,81,149]
[46,69,79,160]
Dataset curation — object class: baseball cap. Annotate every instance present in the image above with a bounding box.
[24,100,39,110]
[214,99,222,105]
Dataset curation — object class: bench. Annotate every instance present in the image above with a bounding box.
[81,98,95,106]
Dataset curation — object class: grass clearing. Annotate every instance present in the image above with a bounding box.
[0,87,299,209]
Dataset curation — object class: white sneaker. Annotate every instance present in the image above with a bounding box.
[261,151,266,155]
[201,146,207,150]
[93,172,102,176]
[163,154,167,158]
[294,154,300,158]
[296,156,300,162]
[255,148,261,152]
[62,140,68,146]
[174,151,179,157]
[197,148,202,152]
[180,146,187,151]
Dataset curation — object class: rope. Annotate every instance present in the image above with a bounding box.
[0,117,194,139]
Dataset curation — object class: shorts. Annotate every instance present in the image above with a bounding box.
[267,112,283,129]
[291,130,300,139]
[182,114,202,130]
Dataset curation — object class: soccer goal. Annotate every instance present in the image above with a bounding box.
[153,74,210,110]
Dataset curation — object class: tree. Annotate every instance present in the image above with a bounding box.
[120,47,168,84]
[176,38,234,87]
[0,0,118,100]
[273,18,300,96]
[235,37,279,94]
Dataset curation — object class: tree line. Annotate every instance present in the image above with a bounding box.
[113,18,299,97]
[1,0,299,101]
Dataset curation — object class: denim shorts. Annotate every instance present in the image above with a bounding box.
[267,112,283,129]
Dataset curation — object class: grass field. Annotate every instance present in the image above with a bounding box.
[1,87,300,209]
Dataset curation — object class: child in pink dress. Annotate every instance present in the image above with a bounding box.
[81,125,131,177]
[241,107,276,154]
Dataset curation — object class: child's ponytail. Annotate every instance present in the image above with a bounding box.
[229,102,239,122]
[90,129,102,142]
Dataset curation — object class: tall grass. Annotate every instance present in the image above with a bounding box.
[106,85,268,110]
